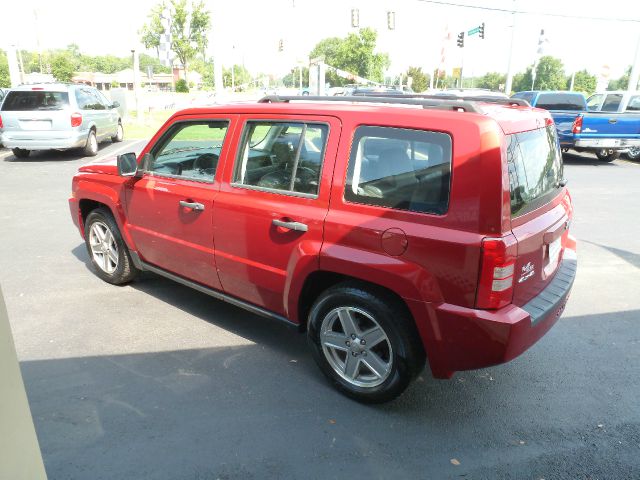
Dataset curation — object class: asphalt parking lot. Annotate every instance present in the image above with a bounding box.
[1,142,639,479]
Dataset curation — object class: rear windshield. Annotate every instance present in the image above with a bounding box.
[535,93,584,111]
[1,91,70,111]
[507,126,563,217]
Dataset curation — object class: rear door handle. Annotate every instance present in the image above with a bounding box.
[179,200,205,211]
[272,219,308,232]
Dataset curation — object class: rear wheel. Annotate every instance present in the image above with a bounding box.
[595,149,620,162]
[307,282,426,403]
[84,208,138,285]
[12,148,30,159]
[111,122,124,143]
[83,130,98,156]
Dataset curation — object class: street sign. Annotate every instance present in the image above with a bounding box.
[468,27,480,36]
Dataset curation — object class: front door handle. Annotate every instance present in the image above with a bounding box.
[272,219,308,232]
[179,200,205,211]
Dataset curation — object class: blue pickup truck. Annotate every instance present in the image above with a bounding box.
[512,91,640,162]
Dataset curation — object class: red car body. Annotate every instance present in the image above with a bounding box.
[69,99,576,380]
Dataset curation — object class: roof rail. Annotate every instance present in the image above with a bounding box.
[259,95,484,113]
[399,94,530,107]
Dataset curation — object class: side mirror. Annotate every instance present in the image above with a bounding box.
[135,153,154,178]
[111,101,120,109]
[117,152,138,176]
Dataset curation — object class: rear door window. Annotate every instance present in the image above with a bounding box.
[233,121,329,196]
[535,93,584,111]
[586,94,604,111]
[626,95,640,111]
[507,126,563,217]
[1,91,69,111]
[601,94,623,112]
[345,126,452,215]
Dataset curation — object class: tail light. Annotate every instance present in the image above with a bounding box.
[0,114,3,129]
[572,115,583,134]
[71,112,82,127]
[476,235,517,309]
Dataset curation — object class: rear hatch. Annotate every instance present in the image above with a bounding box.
[0,90,71,136]
[507,124,571,307]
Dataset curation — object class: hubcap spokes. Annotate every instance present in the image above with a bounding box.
[89,222,118,274]
[320,307,392,388]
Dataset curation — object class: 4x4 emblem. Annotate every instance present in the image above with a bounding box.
[518,262,535,283]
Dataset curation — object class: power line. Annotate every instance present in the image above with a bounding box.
[415,0,640,23]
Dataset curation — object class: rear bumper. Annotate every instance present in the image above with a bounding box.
[424,249,577,378]
[0,130,87,150]
[574,138,640,150]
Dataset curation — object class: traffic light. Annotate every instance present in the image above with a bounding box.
[351,8,359,28]
[278,39,284,52]
[479,22,485,39]
[457,31,465,48]
[387,11,395,30]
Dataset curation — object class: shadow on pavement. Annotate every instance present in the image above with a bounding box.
[3,142,118,163]
[561,152,616,166]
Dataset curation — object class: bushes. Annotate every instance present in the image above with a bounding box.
[175,78,189,93]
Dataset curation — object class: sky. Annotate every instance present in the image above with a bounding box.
[1,0,639,80]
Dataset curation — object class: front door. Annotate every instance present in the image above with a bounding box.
[125,116,234,289]
[213,115,340,316]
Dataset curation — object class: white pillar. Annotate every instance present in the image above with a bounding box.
[628,34,640,92]
[132,49,143,122]
[7,45,21,87]
[504,1,518,95]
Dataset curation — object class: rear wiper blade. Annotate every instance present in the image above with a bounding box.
[556,178,568,188]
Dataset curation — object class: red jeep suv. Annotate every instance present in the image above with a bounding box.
[69,95,577,403]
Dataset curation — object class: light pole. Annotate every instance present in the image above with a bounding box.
[131,49,143,122]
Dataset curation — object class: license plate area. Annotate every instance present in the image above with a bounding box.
[19,120,52,131]
[543,236,562,277]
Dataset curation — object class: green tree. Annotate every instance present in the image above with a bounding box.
[139,53,172,75]
[0,50,10,87]
[175,78,189,92]
[532,56,566,90]
[282,66,309,88]
[309,28,390,86]
[140,0,210,79]
[608,66,639,90]
[50,52,75,82]
[405,66,429,92]
[223,64,252,89]
[476,72,506,91]
[569,69,596,94]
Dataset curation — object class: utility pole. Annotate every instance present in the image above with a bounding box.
[132,49,143,122]
[628,33,640,92]
[504,0,518,95]
[6,45,21,87]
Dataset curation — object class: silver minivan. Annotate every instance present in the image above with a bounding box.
[0,83,123,158]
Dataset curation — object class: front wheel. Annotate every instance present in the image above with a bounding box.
[595,149,620,162]
[307,282,425,403]
[84,208,138,285]
[626,146,640,160]
[12,148,30,159]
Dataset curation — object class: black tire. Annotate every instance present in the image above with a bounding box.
[626,147,640,161]
[83,130,99,156]
[111,122,124,143]
[12,148,30,159]
[595,149,620,162]
[307,282,426,403]
[84,208,138,285]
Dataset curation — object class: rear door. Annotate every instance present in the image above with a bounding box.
[213,114,340,316]
[0,89,71,136]
[125,115,235,289]
[507,125,572,306]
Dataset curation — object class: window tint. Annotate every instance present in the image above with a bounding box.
[513,92,535,105]
[626,95,640,111]
[75,88,104,110]
[345,126,452,215]
[149,121,229,182]
[1,91,69,111]
[233,121,328,196]
[535,93,585,111]
[507,126,563,218]
[586,94,604,111]
[601,94,622,112]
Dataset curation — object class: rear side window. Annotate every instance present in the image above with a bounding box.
[345,126,452,215]
[233,121,328,196]
[1,91,69,111]
[626,95,640,111]
[586,94,604,111]
[75,88,105,110]
[535,93,584,111]
[512,92,535,105]
[507,126,563,218]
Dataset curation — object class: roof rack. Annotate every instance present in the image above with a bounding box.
[259,95,484,113]
[258,94,529,112]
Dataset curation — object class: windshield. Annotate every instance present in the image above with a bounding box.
[1,91,70,111]
[507,126,563,218]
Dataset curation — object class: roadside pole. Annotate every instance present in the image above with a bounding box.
[132,49,143,123]
[7,45,21,87]
[504,1,518,95]
[628,34,640,92]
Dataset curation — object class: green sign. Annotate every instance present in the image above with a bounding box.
[468,27,480,36]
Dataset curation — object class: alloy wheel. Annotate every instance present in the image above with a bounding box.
[89,221,118,274]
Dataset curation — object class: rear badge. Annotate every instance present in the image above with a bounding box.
[519,262,535,283]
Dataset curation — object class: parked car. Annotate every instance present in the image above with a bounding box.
[69,95,577,403]
[435,88,508,98]
[511,90,640,162]
[586,90,640,160]
[0,83,123,158]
